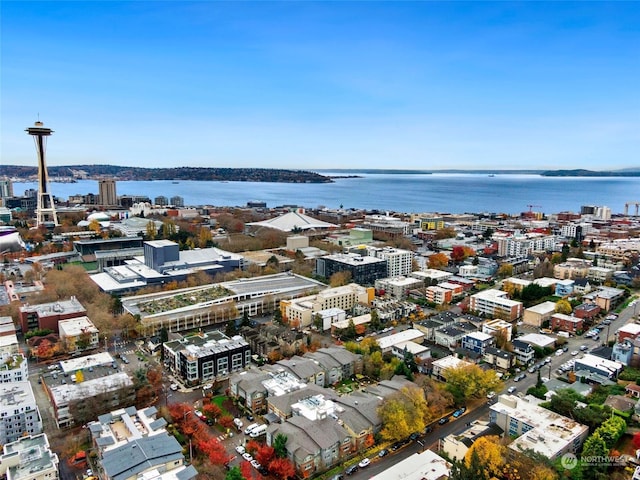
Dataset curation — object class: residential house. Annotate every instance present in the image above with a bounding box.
[460,332,495,355]
[482,319,513,343]
[483,347,514,371]
[512,339,535,365]
[555,279,575,297]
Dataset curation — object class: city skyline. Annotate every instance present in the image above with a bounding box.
[1,1,638,171]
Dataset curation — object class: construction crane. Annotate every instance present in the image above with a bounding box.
[527,204,542,212]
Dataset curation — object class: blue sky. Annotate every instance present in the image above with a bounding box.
[1,1,638,170]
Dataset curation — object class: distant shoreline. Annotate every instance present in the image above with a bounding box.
[2,164,640,182]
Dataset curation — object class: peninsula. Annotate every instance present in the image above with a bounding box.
[0,165,333,183]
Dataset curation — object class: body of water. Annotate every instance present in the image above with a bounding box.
[13,173,640,215]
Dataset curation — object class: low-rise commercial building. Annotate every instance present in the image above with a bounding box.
[574,354,623,379]
[58,316,100,352]
[522,301,556,328]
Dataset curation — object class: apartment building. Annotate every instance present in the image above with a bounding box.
[0,354,28,384]
[0,434,59,480]
[375,276,422,299]
[366,247,413,277]
[0,382,42,445]
[164,331,251,386]
[469,289,523,321]
[489,395,588,460]
[554,258,591,280]
[315,253,387,286]
[281,283,372,328]
[18,296,86,334]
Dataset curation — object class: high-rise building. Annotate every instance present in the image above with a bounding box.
[170,196,184,207]
[25,121,58,227]
[98,179,117,206]
[0,178,13,205]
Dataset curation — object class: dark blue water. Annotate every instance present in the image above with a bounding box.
[13,173,640,215]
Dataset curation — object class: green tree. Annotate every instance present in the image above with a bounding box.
[224,466,244,480]
[581,432,608,467]
[541,388,582,417]
[343,319,357,340]
[597,415,626,449]
[370,309,382,332]
[273,433,288,458]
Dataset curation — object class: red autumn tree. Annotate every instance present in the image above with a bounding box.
[245,440,262,455]
[240,460,254,479]
[196,436,230,465]
[268,457,296,480]
[167,403,191,424]
[633,432,640,449]
[218,415,234,430]
[255,444,275,466]
[202,403,222,421]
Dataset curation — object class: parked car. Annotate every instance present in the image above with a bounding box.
[251,460,261,469]
[378,449,389,458]
[507,386,517,394]
[358,458,371,468]
[242,452,253,462]
[409,432,420,440]
[170,383,179,391]
[486,391,496,399]
[438,417,450,425]
[235,445,245,454]
[580,345,588,351]
[345,465,359,476]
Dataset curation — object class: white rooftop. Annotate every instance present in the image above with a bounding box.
[376,329,424,350]
[518,333,556,348]
[58,316,98,336]
[50,372,133,406]
[618,323,640,335]
[368,449,451,480]
[525,301,557,314]
[262,371,307,397]
[59,352,115,374]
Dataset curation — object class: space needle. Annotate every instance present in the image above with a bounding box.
[25,120,59,227]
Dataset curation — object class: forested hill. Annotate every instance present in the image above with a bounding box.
[0,165,333,183]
